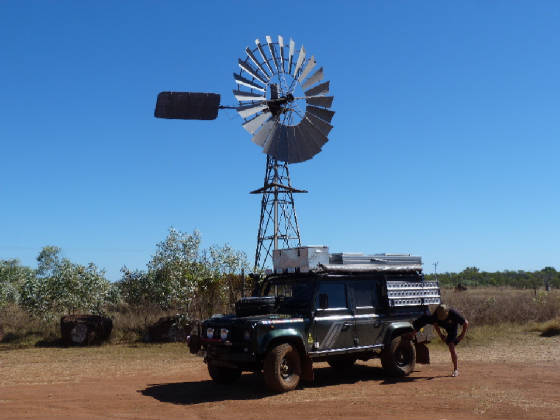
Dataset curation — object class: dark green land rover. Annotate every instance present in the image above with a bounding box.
[187,247,440,393]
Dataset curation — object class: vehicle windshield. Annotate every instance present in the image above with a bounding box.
[260,278,314,313]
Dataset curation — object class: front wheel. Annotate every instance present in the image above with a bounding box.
[208,363,242,384]
[263,343,302,393]
[381,335,416,377]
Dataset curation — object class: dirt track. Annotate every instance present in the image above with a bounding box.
[1,336,559,420]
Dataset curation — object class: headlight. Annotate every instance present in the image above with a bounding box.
[206,327,214,339]
[243,330,251,341]
[220,328,229,340]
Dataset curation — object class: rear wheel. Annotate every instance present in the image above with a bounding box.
[263,343,302,393]
[381,335,416,377]
[327,357,357,370]
[208,363,242,384]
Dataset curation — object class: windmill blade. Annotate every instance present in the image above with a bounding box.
[263,126,284,158]
[305,95,334,108]
[298,118,328,149]
[304,112,334,137]
[266,35,281,74]
[255,38,274,75]
[233,89,266,102]
[154,92,221,120]
[237,103,268,119]
[245,47,270,80]
[242,111,271,134]
[233,73,265,92]
[256,119,279,148]
[293,45,306,77]
[288,38,295,75]
[293,124,322,161]
[278,35,285,73]
[305,81,330,97]
[306,105,335,123]
[267,125,289,162]
[285,126,303,163]
[301,67,324,90]
[238,59,267,85]
[298,56,317,83]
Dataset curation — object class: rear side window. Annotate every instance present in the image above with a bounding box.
[351,280,378,308]
[316,282,347,309]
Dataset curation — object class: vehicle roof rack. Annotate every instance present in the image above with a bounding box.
[273,246,423,274]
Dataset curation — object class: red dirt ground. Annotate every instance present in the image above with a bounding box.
[1,339,559,420]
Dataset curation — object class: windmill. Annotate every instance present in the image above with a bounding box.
[155,35,334,270]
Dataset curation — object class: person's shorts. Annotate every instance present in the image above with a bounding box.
[445,328,459,345]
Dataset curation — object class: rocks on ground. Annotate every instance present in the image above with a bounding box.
[145,315,192,342]
[60,315,113,346]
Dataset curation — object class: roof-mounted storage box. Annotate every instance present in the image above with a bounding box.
[329,253,421,266]
[273,246,329,273]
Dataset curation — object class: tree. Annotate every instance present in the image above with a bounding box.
[207,244,250,313]
[118,228,207,312]
[0,259,34,307]
[116,227,251,318]
[19,246,111,320]
[460,266,480,286]
[541,267,557,290]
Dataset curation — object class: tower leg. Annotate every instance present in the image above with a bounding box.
[251,157,305,271]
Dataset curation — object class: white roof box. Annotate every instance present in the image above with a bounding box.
[273,247,423,274]
[329,253,422,266]
[273,246,329,274]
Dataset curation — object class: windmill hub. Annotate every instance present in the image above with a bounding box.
[267,93,294,116]
[235,35,334,164]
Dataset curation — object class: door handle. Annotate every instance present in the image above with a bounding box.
[342,322,353,331]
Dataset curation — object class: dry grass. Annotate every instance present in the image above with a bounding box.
[0,304,181,347]
[107,304,179,343]
[527,318,560,337]
[0,304,59,347]
[442,287,560,326]
[2,287,560,349]
[428,323,560,363]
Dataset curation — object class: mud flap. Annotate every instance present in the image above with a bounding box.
[187,334,201,354]
[301,356,314,383]
[415,342,430,364]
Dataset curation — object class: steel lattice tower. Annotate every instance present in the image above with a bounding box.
[251,156,307,270]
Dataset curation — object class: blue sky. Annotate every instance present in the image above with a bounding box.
[1,1,559,280]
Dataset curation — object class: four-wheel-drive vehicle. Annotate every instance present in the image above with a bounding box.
[187,246,440,393]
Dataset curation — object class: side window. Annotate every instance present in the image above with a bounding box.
[316,282,347,309]
[351,280,378,308]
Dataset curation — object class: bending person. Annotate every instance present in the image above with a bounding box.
[412,304,469,377]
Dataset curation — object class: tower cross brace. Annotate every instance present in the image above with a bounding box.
[250,156,307,271]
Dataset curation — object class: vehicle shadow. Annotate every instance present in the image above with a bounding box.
[140,364,444,405]
[311,364,442,387]
[140,373,269,404]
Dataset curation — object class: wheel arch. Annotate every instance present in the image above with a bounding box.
[263,330,307,359]
[383,321,414,347]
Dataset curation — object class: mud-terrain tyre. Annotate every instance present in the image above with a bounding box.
[263,343,302,393]
[208,364,242,384]
[381,335,416,377]
[327,357,357,370]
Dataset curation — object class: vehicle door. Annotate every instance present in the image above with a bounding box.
[350,277,386,347]
[312,280,355,351]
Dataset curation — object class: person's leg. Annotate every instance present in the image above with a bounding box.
[448,342,458,376]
